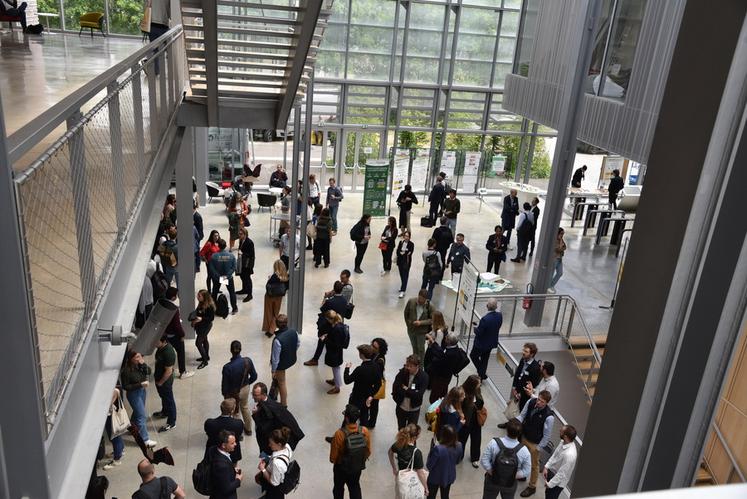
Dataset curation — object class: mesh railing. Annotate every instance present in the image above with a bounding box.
[11,31,182,433]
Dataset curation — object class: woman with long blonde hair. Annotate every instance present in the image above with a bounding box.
[262,259,289,336]
[388,424,428,497]
[191,289,216,369]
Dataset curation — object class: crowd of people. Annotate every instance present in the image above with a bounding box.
[95,169,580,499]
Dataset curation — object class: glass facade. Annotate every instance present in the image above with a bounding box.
[308,0,556,192]
[44,0,144,34]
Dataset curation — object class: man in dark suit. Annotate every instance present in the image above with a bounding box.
[204,400,244,463]
[305,281,349,366]
[427,176,447,223]
[208,430,243,499]
[251,382,305,455]
[608,168,625,209]
[501,189,520,246]
[431,217,454,273]
[342,344,382,428]
[469,298,503,380]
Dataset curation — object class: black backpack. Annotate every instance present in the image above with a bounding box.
[192,454,212,496]
[151,265,169,300]
[341,324,351,349]
[490,438,524,487]
[517,214,534,236]
[453,347,471,375]
[215,293,229,319]
[275,455,301,494]
[339,427,368,473]
[425,253,442,278]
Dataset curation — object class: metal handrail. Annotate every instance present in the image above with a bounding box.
[7,25,184,164]
[708,420,747,483]
[468,310,585,449]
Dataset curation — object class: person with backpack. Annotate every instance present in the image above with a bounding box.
[329,404,371,499]
[516,391,555,497]
[208,239,239,316]
[425,333,469,404]
[350,214,372,274]
[221,340,258,437]
[403,289,434,364]
[480,419,531,499]
[391,354,429,429]
[256,427,296,498]
[132,458,185,499]
[322,310,348,395]
[421,238,443,300]
[425,424,462,498]
[511,203,535,263]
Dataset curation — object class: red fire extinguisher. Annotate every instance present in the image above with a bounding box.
[522,283,534,310]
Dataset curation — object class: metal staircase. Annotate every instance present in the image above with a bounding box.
[178,0,333,129]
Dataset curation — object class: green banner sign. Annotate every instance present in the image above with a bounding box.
[362,160,390,216]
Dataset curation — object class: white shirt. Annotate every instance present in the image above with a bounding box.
[533,375,560,409]
[268,444,293,486]
[309,182,320,198]
[544,441,577,489]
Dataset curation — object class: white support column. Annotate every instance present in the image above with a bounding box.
[194,127,208,206]
[176,127,196,338]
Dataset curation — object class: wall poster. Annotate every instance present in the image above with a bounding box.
[362,160,390,216]
[410,149,431,193]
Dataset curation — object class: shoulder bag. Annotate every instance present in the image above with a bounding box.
[110,391,131,437]
[395,448,427,499]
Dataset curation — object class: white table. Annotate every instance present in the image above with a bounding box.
[269,212,290,243]
[268,187,284,195]
[37,13,59,32]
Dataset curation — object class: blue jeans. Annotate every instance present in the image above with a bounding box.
[126,387,149,441]
[550,257,563,287]
[156,380,176,426]
[105,415,125,460]
[329,204,339,231]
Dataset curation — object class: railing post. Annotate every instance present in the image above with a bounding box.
[67,112,97,305]
[131,65,146,178]
[147,63,159,156]
[509,297,517,336]
[552,296,561,333]
[106,83,127,235]
[159,52,168,133]
[567,306,575,339]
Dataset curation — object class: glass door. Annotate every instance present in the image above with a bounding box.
[342,130,383,191]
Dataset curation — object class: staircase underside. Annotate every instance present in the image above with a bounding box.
[177,0,333,129]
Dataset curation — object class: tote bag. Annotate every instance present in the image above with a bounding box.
[395,448,426,499]
[110,393,131,437]
[140,0,151,33]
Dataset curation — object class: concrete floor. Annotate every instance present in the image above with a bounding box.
[0,31,145,168]
[101,191,621,498]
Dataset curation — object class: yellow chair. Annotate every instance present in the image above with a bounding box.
[79,12,106,37]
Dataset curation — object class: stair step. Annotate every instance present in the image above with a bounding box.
[578,372,599,387]
[569,347,601,359]
[568,335,607,348]
[695,467,715,485]
[576,360,600,373]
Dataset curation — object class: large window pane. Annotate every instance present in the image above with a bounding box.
[109,0,146,35]
[515,0,539,76]
[37,0,61,29]
[348,23,393,79]
[63,0,105,33]
[345,85,387,126]
[601,0,647,98]
[453,8,498,87]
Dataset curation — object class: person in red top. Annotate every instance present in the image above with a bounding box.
[200,230,221,294]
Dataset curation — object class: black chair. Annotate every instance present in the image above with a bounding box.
[256,193,277,212]
[206,182,220,203]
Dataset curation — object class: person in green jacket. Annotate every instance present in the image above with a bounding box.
[404,289,434,362]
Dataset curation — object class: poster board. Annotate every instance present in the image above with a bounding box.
[392,150,410,194]
[440,150,457,179]
[598,155,628,189]
[457,264,480,326]
[492,155,506,174]
[461,151,481,193]
[410,149,431,193]
[362,160,390,216]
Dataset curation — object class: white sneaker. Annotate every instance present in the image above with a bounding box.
[547,287,556,294]
[144,439,158,448]
[398,291,405,298]
[103,459,122,470]
[380,270,386,276]
[179,371,195,379]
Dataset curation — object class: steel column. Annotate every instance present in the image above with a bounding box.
[107,82,127,235]
[131,66,147,178]
[175,127,196,339]
[202,0,219,125]
[574,1,747,495]
[513,118,529,182]
[525,0,601,326]
[194,127,208,206]
[0,74,50,499]
[288,106,302,329]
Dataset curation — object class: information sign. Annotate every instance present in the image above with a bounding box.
[362,160,390,216]
[457,265,480,326]
[462,151,481,193]
[440,150,457,179]
[392,151,410,194]
[410,149,431,192]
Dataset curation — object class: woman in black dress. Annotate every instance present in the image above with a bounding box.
[396,231,415,298]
